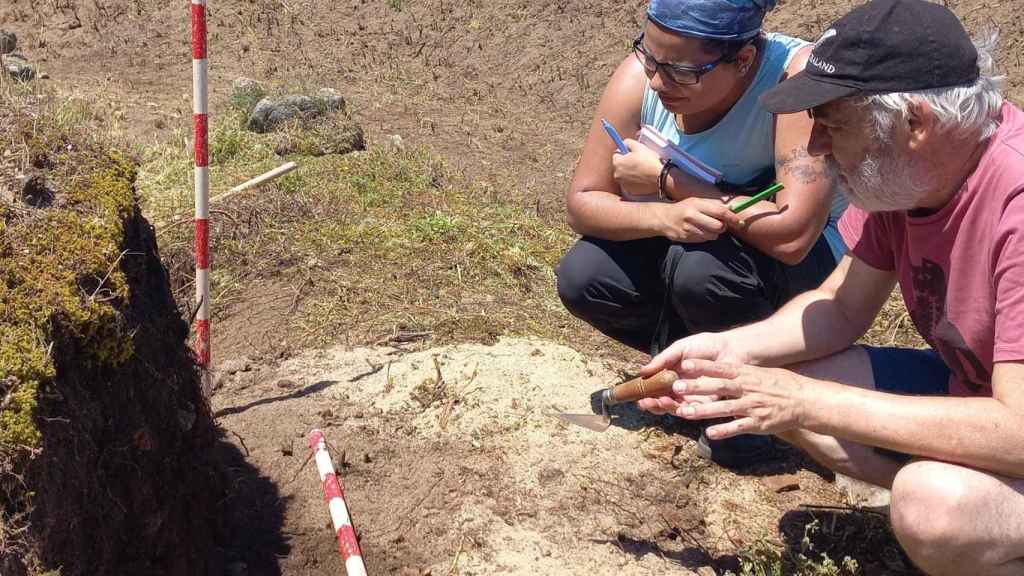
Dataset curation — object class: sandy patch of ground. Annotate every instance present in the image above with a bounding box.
[212,337,863,575]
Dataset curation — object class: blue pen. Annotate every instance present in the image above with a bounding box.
[602,118,631,155]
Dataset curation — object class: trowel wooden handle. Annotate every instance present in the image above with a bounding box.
[608,370,679,404]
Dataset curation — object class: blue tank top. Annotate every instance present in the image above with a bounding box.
[640,32,848,261]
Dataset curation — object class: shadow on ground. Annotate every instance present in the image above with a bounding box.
[606,403,834,478]
[213,436,291,576]
[214,380,341,419]
[590,534,744,573]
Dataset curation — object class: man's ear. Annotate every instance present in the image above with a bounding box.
[905,98,937,151]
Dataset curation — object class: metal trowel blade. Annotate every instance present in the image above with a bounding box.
[555,412,610,432]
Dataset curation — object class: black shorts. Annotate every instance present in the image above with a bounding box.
[863,346,951,395]
[861,346,952,463]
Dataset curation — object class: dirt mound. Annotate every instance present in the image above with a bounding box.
[0,86,226,575]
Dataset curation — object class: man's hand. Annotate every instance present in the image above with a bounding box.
[637,332,748,415]
[670,359,810,440]
[611,139,662,197]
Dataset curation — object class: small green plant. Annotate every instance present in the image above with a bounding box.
[729,522,860,576]
[409,212,463,242]
[228,83,266,119]
[387,0,403,11]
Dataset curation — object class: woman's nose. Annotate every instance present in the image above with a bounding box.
[649,69,667,93]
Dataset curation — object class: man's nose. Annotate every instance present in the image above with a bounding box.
[807,121,832,157]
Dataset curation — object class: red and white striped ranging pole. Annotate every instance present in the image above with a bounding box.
[308,429,368,576]
[192,0,211,374]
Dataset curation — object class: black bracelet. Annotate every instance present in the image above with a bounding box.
[658,160,675,201]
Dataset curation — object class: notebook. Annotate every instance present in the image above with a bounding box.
[637,124,723,185]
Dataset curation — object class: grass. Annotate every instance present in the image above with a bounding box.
[137,92,577,350]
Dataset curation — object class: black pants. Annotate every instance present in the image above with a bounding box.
[556,233,838,354]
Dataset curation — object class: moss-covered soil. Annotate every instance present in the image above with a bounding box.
[1,82,228,576]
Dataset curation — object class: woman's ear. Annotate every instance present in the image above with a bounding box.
[735,44,758,75]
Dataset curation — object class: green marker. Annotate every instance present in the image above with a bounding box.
[730,182,784,214]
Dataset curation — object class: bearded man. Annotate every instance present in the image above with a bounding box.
[636,0,1024,573]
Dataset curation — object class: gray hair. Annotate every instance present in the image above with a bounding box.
[861,29,1005,143]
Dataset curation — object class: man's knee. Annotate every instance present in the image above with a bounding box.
[890,461,972,567]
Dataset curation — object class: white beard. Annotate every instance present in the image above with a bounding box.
[828,146,936,213]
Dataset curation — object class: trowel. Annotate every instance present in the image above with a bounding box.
[556,370,679,432]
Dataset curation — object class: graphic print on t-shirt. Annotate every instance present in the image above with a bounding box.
[910,258,989,392]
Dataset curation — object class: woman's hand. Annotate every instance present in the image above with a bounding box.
[656,197,741,243]
[611,139,663,197]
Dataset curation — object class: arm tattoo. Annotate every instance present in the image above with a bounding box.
[775,146,831,185]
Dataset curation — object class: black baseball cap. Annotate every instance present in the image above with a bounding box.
[760,0,980,114]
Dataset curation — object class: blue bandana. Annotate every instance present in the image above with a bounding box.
[647,0,775,41]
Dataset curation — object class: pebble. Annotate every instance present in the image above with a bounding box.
[232,76,263,94]
[4,53,34,82]
[0,30,15,54]
[762,474,801,493]
[177,406,197,432]
[219,358,252,375]
[317,87,346,111]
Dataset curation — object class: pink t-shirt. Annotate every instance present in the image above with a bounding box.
[839,101,1024,396]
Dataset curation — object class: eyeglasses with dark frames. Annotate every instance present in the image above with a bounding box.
[632,33,727,86]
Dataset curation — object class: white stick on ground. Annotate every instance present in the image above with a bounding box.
[210,161,299,205]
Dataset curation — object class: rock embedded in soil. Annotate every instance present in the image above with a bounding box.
[0,29,16,54]
[247,94,319,133]
[245,89,362,156]
[762,474,801,493]
[4,53,35,82]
